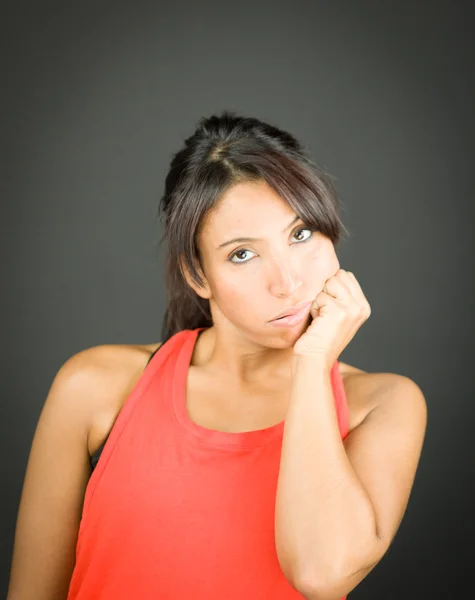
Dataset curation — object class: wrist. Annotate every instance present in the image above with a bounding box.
[291,353,333,377]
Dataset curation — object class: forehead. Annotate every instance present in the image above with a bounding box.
[203,180,293,232]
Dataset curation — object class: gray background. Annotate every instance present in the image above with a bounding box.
[2,1,474,597]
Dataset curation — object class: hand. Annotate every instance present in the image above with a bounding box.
[292,269,371,368]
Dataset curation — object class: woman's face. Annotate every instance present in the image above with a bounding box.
[193,179,340,345]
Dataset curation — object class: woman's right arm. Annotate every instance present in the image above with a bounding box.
[7,347,107,600]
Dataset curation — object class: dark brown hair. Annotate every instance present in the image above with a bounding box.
[157,110,349,344]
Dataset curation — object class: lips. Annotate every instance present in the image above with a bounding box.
[269,301,313,328]
[270,300,312,322]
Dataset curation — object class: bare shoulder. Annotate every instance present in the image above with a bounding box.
[7,340,163,599]
[62,341,163,456]
[338,361,426,433]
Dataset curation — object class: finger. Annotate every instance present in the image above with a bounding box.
[340,270,369,308]
[340,270,371,318]
[311,289,332,313]
[311,285,344,318]
[337,270,359,296]
[324,275,353,304]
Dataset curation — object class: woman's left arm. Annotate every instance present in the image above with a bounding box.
[275,358,427,600]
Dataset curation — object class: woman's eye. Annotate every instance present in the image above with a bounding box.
[229,228,314,265]
[293,228,313,243]
[230,249,254,264]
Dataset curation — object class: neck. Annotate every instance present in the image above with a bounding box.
[191,326,295,387]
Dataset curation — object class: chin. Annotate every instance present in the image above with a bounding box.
[268,320,310,345]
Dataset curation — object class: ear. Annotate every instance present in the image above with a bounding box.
[179,254,212,300]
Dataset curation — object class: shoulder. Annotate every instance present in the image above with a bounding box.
[59,342,160,386]
[57,342,162,456]
[338,361,427,433]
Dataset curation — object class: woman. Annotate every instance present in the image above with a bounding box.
[8,111,427,600]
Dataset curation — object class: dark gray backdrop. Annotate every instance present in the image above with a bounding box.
[2,1,474,598]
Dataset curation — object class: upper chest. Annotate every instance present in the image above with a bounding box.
[184,362,371,435]
[87,346,374,457]
[184,366,293,433]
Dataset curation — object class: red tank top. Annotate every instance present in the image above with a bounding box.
[67,327,350,600]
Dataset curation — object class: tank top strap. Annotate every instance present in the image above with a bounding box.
[82,329,189,515]
[330,360,350,439]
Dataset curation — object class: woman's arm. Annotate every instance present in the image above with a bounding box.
[7,348,109,600]
[275,357,427,600]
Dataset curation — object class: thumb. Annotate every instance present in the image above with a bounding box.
[310,300,320,320]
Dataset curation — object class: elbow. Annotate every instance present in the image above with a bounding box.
[294,546,383,600]
[295,581,340,600]
[295,571,343,600]
[293,558,347,600]
[295,566,357,600]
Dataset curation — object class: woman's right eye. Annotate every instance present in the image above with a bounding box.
[229,249,255,265]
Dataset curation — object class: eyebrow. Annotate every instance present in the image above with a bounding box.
[217,215,302,250]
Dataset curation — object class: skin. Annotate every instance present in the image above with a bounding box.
[7,178,426,599]
[183,178,342,386]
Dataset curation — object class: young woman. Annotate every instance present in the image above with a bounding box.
[8,111,427,600]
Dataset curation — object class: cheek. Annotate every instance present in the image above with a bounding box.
[211,277,248,315]
[306,243,339,275]
[329,252,340,274]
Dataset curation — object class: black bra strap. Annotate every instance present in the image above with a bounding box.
[146,344,162,366]
[89,342,165,469]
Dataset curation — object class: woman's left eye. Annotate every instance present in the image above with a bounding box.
[293,228,313,243]
[229,228,314,265]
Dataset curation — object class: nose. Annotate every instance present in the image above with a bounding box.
[267,255,303,298]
